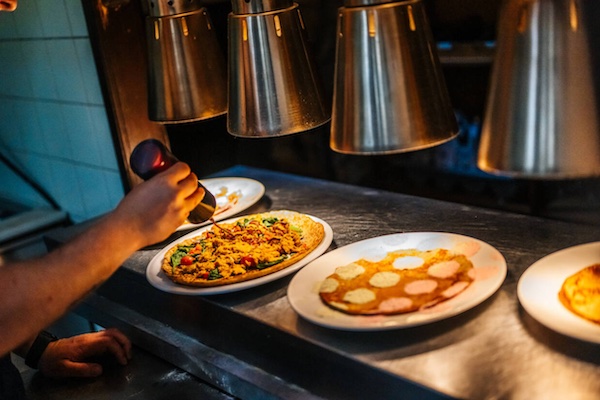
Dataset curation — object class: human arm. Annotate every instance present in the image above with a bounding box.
[0,162,203,356]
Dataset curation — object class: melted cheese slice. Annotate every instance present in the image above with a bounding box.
[343,288,376,304]
[369,271,401,288]
[319,278,339,294]
[335,263,365,280]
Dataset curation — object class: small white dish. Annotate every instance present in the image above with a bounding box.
[177,177,265,231]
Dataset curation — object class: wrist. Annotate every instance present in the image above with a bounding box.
[102,209,147,251]
[24,331,58,369]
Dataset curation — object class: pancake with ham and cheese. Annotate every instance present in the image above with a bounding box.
[319,248,474,315]
[163,210,325,287]
[559,263,600,324]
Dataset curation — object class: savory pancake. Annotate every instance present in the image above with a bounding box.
[163,210,325,287]
[559,264,600,324]
[319,248,474,315]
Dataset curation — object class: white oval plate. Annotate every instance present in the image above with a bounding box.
[518,241,600,343]
[147,212,333,295]
[177,177,266,231]
[287,232,507,331]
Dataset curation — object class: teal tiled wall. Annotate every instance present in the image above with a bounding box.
[0,0,124,223]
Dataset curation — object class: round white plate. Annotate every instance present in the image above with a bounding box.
[177,177,266,231]
[287,232,507,331]
[147,212,333,295]
[518,241,600,343]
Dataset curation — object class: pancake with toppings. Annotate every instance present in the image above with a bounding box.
[559,264,600,324]
[319,248,474,315]
[163,210,325,287]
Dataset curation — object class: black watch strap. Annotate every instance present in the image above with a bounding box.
[25,331,58,369]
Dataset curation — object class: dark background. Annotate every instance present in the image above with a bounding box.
[166,0,600,226]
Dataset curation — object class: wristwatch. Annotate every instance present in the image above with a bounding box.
[25,331,58,369]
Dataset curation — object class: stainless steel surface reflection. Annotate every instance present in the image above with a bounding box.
[330,0,458,154]
[145,3,227,123]
[227,0,330,137]
[50,166,600,399]
[478,0,600,178]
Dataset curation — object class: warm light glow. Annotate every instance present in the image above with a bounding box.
[181,17,189,36]
[297,9,305,30]
[274,15,282,37]
[204,10,212,30]
[517,3,529,33]
[570,0,578,32]
[407,5,416,32]
[368,11,376,37]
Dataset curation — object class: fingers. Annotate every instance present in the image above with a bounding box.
[38,329,133,378]
[175,165,204,203]
[155,162,203,206]
[159,162,192,185]
[178,168,201,196]
[162,163,205,212]
[187,186,205,208]
[59,360,103,378]
[77,330,131,366]
[113,161,206,246]
[103,328,132,361]
[181,174,204,203]
[0,0,18,12]
[102,328,132,364]
[38,339,105,378]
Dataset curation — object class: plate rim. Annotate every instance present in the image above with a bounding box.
[287,231,507,331]
[146,211,334,295]
[177,177,266,231]
[517,241,600,343]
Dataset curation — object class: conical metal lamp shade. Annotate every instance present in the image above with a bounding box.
[478,0,600,178]
[330,0,458,154]
[145,2,227,123]
[227,0,330,137]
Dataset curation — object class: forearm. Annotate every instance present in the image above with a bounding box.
[11,336,35,359]
[0,212,144,356]
[0,163,202,357]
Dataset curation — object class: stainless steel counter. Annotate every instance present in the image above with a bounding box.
[21,345,233,400]
[45,166,600,399]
